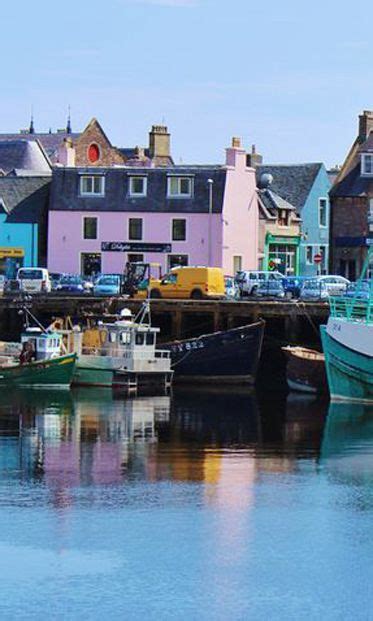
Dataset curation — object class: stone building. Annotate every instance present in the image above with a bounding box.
[329,110,373,279]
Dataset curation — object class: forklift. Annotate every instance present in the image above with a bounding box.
[121,262,163,297]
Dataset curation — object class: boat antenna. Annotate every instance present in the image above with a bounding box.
[134,301,151,326]
[23,306,49,333]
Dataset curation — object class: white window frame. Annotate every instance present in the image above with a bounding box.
[319,245,328,271]
[82,215,99,241]
[318,197,328,228]
[361,154,373,176]
[171,218,187,242]
[233,255,242,274]
[306,245,313,265]
[129,176,147,197]
[167,176,193,198]
[128,217,143,241]
[79,175,105,197]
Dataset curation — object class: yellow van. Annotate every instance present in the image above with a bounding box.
[148,266,225,300]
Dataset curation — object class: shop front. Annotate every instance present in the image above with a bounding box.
[0,248,25,279]
[264,234,301,276]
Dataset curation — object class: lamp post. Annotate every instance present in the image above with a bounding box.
[207,178,213,266]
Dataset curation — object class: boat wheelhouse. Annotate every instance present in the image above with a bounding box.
[68,307,173,392]
[0,327,76,389]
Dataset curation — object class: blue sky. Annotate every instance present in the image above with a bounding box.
[1,0,372,166]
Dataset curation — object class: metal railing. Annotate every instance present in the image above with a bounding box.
[329,296,373,324]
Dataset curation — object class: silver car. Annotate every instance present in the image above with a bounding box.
[300,276,350,300]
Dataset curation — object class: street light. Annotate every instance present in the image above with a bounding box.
[207,178,213,266]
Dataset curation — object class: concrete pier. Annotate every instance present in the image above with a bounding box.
[0,294,329,345]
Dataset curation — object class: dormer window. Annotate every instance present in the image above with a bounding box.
[80,175,105,196]
[129,176,147,197]
[167,176,193,198]
[361,153,373,176]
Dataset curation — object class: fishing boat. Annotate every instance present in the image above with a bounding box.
[0,327,76,389]
[282,346,328,394]
[56,305,173,392]
[320,247,373,403]
[162,320,265,384]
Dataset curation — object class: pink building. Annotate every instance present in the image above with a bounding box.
[47,124,258,276]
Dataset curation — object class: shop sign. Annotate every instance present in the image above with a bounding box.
[0,247,24,258]
[101,242,172,253]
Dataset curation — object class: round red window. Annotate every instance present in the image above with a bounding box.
[88,143,100,163]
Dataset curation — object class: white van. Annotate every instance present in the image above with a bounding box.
[17,268,52,293]
[235,270,284,297]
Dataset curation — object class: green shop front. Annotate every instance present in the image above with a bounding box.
[264,234,301,275]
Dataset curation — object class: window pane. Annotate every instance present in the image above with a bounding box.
[81,177,92,193]
[128,218,142,240]
[93,177,103,194]
[168,254,188,269]
[131,177,145,195]
[180,178,191,194]
[306,246,313,264]
[172,219,186,241]
[128,253,144,263]
[169,177,178,195]
[84,217,97,240]
[319,199,327,227]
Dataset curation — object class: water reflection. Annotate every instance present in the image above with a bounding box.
[0,387,333,498]
[321,402,373,485]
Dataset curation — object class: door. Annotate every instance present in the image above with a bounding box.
[81,253,101,277]
[233,255,242,274]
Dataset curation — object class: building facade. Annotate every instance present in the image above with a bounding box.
[330,110,373,279]
[47,132,259,276]
[256,162,331,276]
[0,139,52,275]
[257,179,302,275]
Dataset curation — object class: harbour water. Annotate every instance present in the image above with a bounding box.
[0,388,372,619]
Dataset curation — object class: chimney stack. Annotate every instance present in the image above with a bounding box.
[246,144,263,168]
[149,125,170,160]
[358,110,373,142]
[225,136,246,169]
[57,138,75,166]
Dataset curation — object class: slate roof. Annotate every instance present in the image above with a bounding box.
[259,188,297,214]
[257,164,322,211]
[0,176,51,223]
[329,163,373,197]
[0,140,51,175]
[50,166,226,214]
[0,132,80,163]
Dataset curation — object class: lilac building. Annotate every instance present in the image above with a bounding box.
[47,124,258,276]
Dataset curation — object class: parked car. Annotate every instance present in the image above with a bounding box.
[300,275,350,300]
[235,270,283,297]
[56,274,90,294]
[345,279,372,300]
[94,274,122,296]
[224,275,240,299]
[148,267,226,299]
[253,278,285,298]
[17,267,51,294]
[281,276,308,299]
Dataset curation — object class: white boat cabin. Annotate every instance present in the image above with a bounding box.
[79,317,171,374]
[21,328,64,361]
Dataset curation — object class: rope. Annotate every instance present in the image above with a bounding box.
[294,300,323,338]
